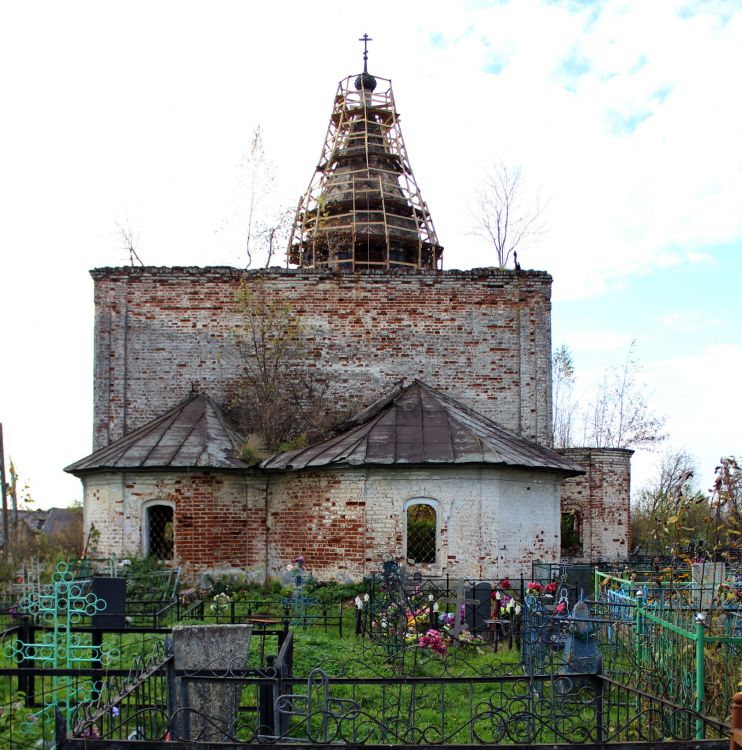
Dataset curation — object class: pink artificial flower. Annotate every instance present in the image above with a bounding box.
[418,628,448,657]
[527,581,543,594]
[556,601,567,615]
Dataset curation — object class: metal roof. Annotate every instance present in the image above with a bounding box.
[65,393,248,474]
[261,380,584,476]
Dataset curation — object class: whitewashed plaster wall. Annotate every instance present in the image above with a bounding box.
[362,466,562,579]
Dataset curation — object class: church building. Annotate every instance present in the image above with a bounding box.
[66,59,632,582]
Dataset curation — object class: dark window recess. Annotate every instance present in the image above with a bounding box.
[407,504,436,564]
[561,511,582,556]
[147,505,174,560]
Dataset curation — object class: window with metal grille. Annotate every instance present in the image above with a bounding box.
[406,503,437,564]
[145,504,174,560]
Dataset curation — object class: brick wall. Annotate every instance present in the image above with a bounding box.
[266,471,367,579]
[557,448,633,561]
[82,471,265,580]
[82,464,564,581]
[81,265,633,578]
[91,266,553,451]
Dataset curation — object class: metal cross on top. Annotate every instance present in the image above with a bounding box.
[359,33,373,72]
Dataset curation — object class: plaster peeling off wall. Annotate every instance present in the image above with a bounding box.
[83,464,565,581]
[362,466,562,580]
[82,471,265,579]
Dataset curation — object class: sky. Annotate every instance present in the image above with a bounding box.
[0,0,740,509]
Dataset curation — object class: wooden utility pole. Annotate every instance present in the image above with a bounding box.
[0,424,8,552]
[9,459,17,535]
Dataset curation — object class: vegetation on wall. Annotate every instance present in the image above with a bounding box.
[226,278,363,458]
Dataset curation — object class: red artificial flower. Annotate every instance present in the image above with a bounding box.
[545,582,557,594]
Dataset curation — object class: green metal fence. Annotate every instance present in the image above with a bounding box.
[595,569,742,730]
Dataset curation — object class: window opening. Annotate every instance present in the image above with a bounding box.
[406,503,437,564]
[561,511,581,556]
[146,504,174,560]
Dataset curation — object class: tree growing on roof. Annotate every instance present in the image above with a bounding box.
[238,126,293,269]
[470,161,546,269]
[226,278,354,459]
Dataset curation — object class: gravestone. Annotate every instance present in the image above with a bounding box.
[91,577,126,629]
[171,624,252,741]
[466,582,492,635]
[561,600,601,674]
[691,562,725,610]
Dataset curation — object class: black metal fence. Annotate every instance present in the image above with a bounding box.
[0,620,287,749]
[60,661,730,748]
[180,597,346,636]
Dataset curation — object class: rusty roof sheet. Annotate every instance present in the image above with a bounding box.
[261,380,585,475]
[65,393,248,474]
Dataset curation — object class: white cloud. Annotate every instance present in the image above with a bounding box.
[0,0,741,505]
[637,343,742,489]
[567,332,634,354]
[656,310,727,332]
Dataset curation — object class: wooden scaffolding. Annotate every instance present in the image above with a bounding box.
[288,72,443,271]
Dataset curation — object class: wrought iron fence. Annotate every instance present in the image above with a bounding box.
[0,619,286,748]
[61,665,730,747]
[180,597,346,635]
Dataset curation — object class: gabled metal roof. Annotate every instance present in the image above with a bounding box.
[65,393,248,474]
[261,380,584,476]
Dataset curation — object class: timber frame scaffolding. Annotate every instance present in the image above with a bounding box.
[288,73,443,272]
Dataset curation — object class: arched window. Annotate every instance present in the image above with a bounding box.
[405,500,438,565]
[561,510,582,556]
[143,501,174,560]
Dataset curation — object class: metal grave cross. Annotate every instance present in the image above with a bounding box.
[439,579,481,638]
[5,561,119,736]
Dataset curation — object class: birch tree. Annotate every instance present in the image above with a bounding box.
[582,341,666,449]
[471,161,545,269]
[552,344,576,448]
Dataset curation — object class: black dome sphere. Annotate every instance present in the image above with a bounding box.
[354,71,377,92]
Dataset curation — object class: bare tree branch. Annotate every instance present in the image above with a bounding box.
[470,161,546,269]
[226,279,356,458]
[582,340,666,449]
[115,220,143,266]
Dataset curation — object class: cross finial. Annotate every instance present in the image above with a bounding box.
[359,33,373,73]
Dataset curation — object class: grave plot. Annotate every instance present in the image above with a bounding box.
[0,557,738,748]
